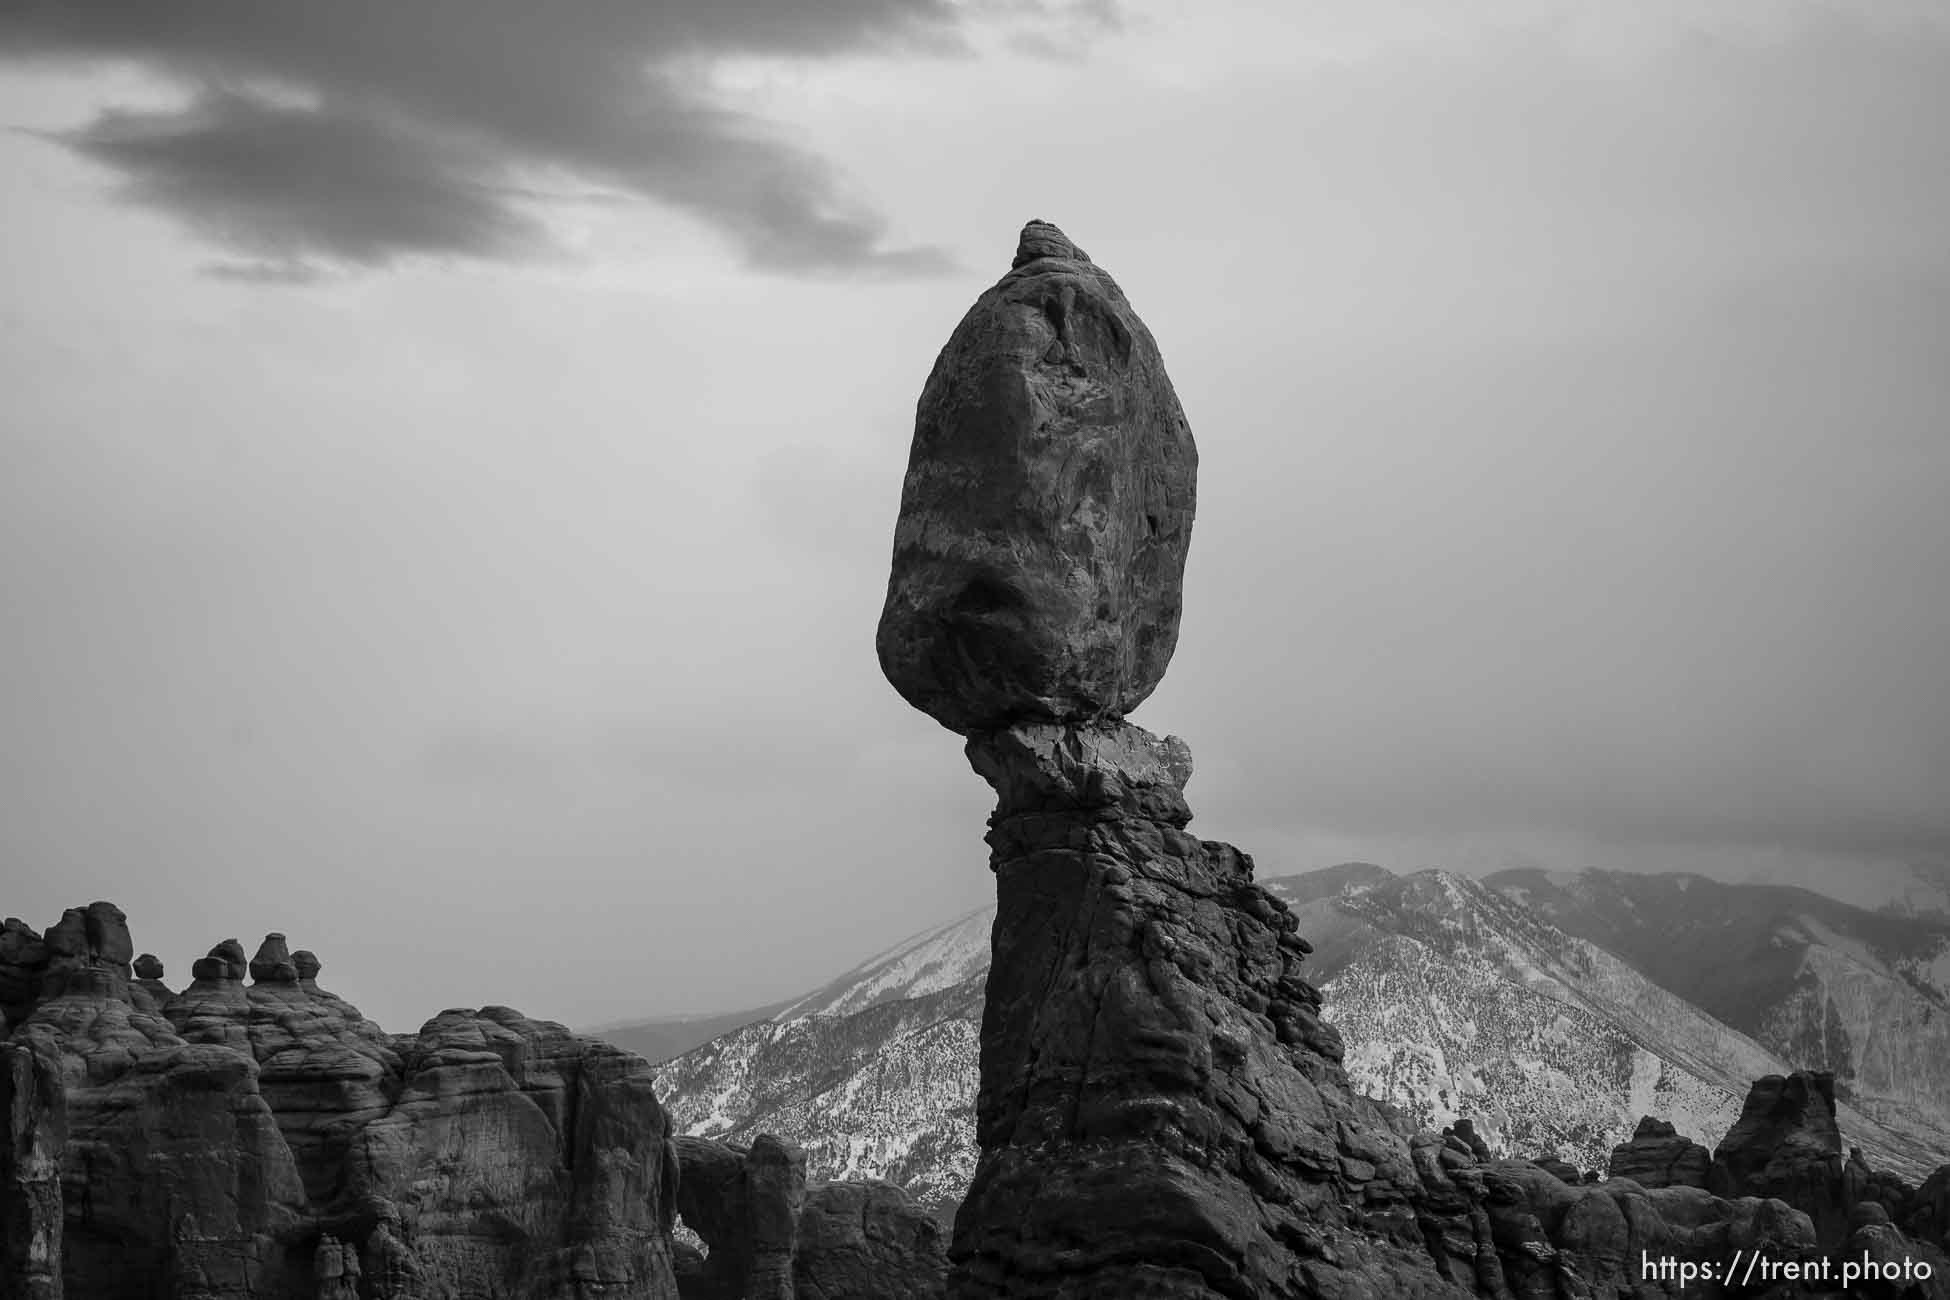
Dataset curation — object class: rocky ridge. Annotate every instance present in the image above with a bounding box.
[0,901,959,1300]
[0,902,679,1298]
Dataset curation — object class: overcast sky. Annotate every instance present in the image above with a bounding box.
[3,0,1947,1034]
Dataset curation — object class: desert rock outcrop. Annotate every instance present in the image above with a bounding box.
[1608,1116,1712,1189]
[875,222,1950,1300]
[672,1135,948,1300]
[0,907,681,1299]
[794,1178,949,1300]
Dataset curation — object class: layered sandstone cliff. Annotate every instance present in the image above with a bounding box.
[0,904,680,1299]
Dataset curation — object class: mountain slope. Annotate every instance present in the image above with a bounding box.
[651,972,983,1220]
[648,865,1950,1214]
[587,999,794,1065]
[1489,868,1950,1164]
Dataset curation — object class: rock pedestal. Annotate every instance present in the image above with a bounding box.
[950,721,1462,1298]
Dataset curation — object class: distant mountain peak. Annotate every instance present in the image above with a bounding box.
[642,863,1950,1213]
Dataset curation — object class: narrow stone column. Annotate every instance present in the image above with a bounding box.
[878,223,1468,1300]
[950,723,1385,1299]
[0,1040,64,1300]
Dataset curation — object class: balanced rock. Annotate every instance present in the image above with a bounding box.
[190,937,248,983]
[1608,1115,1712,1189]
[871,221,1904,1300]
[249,932,299,984]
[877,219,1197,734]
[130,952,174,1016]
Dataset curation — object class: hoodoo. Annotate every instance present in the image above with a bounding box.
[872,223,1950,1300]
[879,221,1451,1298]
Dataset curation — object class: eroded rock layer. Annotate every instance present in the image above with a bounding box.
[952,721,1462,1298]
[876,220,1197,735]
[0,908,680,1299]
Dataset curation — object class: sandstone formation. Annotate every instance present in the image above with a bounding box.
[944,722,1925,1298]
[1709,1071,1856,1250]
[877,222,1950,1300]
[0,906,680,1299]
[0,1039,63,1300]
[949,719,1459,1296]
[876,219,1197,734]
[1608,1116,1712,1189]
[672,1134,948,1300]
[673,1133,806,1300]
[1701,1071,1950,1281]
[794,1179,949,1300]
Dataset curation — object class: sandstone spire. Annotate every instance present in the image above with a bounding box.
[876,223,1420,1297]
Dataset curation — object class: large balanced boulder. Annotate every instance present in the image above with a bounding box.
[871,223,1920,1300]
[876,219,1197,735]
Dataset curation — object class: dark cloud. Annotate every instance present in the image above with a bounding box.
[0,0,1112,278]
[44,88,550,267]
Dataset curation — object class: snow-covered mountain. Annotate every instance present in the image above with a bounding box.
[647,917,989,1220]
[638,864,1950,1218]
[1487,867,1950,1172]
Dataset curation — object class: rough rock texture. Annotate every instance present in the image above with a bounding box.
[795,1179,948,1300]
[249,934,299,985]
[1608,1116,1712,1190]
[129,954,175,1017]
[0,921,48,1032]
[0,1040,64,1300]
[0,909,681,1299]
[950,719,1459,1298]
[940,721,1904,1299]
[1709,1072,1850,1245]
[1697,1071,1950,1292]
[876,220,1197,735]
[673,1133,806,1300]
[1913,1165,1950,1249]
[672,1136,948,1300]
[875,222,1950,1300]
